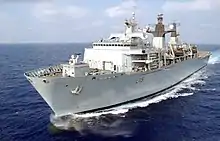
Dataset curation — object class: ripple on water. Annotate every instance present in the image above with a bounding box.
[1,44,220,141]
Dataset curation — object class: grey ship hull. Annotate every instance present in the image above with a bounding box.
[25,55,210,117]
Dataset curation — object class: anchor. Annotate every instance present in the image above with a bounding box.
[70,86,83,95]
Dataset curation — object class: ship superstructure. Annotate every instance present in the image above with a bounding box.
[81,13,200,74]
[24,13,210,117]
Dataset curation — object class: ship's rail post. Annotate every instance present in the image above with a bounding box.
[163,46,167,67]
[169,44,176,64]
[158,49,163,68]
[188,44,193,59]
[158,50,161,68]
[147,52,151,70]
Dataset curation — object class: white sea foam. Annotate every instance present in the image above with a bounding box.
[208,49,220,64]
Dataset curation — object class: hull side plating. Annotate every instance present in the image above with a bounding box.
[27,56,209,116]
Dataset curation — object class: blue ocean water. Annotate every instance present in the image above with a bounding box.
[0,43,220,141]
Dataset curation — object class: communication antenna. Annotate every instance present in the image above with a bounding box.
[131,1,137,21]
[167,21,180,37]
[121,0,138,19]
[168,20,180,29]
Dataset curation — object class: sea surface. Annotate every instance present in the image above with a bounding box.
[0,43,220,141]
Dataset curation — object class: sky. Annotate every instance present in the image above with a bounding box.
[0,0,219,44]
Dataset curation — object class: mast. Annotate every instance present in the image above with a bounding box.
[148,14,167,49]
[169,22,180,45]
[146,14,180,50]
[155,13,165,37]
[124,12,138,34]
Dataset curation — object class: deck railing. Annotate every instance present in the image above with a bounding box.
[24,64,64,77]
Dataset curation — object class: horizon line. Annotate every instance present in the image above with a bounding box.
[0,42,219,46]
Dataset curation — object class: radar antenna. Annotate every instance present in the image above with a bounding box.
[168,21,180,37]
[145,14,180,37]
[131,2,137,23]
[122,0,139,33]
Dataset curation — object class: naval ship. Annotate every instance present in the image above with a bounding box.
[24,13,210,117]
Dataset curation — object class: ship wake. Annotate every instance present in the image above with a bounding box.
[208,49,220,64]
[50,68,209,136]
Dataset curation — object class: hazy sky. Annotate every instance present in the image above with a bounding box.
[0,0,219,44]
